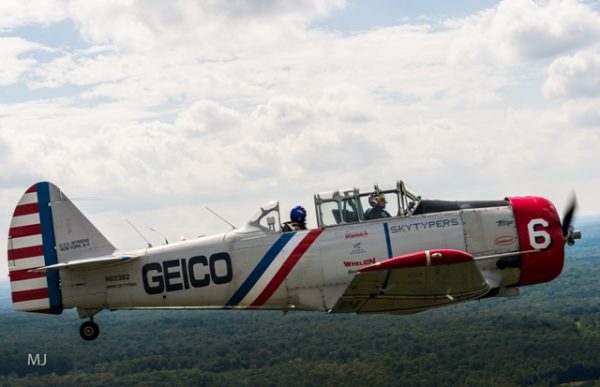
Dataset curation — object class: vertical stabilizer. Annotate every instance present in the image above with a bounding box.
[6,182,115,314]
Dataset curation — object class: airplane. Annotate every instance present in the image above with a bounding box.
[5,180,581,341]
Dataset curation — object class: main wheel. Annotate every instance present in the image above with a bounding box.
[79,320,100,341]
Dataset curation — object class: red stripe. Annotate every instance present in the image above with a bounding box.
[9,268,46,282]
[250,228,324,307]
[12,287,49,303]
[13,203,39,217]
[9,245,44,260]
[25,185,38,193]
[9,224,42,238]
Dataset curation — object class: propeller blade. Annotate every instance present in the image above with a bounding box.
[561,194,577,238]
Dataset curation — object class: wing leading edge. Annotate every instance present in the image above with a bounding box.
[330,249,489,314]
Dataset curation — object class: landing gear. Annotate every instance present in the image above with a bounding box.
[79,318,100,341]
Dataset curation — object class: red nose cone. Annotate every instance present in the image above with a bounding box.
[508,196,564,286]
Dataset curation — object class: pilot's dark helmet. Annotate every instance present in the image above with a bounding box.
[290,205,307,223]
[368,193,386,209]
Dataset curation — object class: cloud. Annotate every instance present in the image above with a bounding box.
[8,5,498,114]
[29,49,126,89]
[288,127,386,178]
[253,96,316,137]
[543,50,600,98]
[562,98,600,128]
[0,0,67,31]
[233,141,283,181]
[0,37,43,86]
[67,0,346,51]
[175,100,241,137]
[449,0,600,65]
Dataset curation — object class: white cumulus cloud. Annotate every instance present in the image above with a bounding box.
[176,100,241,137]
[0,0,67,31]
[0,37,43,86]
[67,0,346,52]
[449,0,600,65]
[543,50,600,98]
[562,98,600,128]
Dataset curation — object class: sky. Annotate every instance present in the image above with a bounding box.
[1,0,600,279]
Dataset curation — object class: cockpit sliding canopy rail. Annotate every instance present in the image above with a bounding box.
[313,180,421,228]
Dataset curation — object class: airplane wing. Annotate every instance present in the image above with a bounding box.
[330,249,489,314]
[30,255,140,273]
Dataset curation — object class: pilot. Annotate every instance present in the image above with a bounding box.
[282,205,307,232]
[364,193,391,220]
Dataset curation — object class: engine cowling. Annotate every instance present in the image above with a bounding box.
[508,196,564,286]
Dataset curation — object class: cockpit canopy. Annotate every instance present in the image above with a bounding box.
[314,180,421,228]
[246,180,422,233]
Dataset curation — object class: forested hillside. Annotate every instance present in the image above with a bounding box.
[1,221,599,386]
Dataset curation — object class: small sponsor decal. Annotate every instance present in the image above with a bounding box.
[494,235,517,246]
[349,242,366,255]
[343,257,376,268]
[59,238,90,252]
[497,219,514,227]
[106,273,137,289]
[345,231,368,239]
[106,282,137,290]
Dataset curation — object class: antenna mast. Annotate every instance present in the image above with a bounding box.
[125,219,152,248]
[205,206,236,230]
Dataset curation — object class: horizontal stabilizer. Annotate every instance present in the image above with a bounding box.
[31,255,140,273]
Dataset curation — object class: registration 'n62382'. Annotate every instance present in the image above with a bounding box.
[142,253,233,295]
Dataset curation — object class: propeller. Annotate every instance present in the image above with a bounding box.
[561,194,581,246]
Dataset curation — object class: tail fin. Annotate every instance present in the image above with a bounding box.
[6,182,115,314]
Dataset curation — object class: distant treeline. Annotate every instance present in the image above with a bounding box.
[1,223,600,386]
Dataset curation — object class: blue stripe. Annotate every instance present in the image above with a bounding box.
[37,182,63,315]
[383,223,393,259]
[225,232,295,307]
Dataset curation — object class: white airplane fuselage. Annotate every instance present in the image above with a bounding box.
[62,207,519,312]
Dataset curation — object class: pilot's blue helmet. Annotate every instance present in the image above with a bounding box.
[290,205,307,223]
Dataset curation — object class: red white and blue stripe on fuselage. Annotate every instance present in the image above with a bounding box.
[225,228,324,308]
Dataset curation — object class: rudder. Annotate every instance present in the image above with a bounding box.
[7,182,116,314]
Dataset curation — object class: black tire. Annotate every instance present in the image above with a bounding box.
[80,321,100,341]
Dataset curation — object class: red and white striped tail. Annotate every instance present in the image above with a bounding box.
[7,183,62,314]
